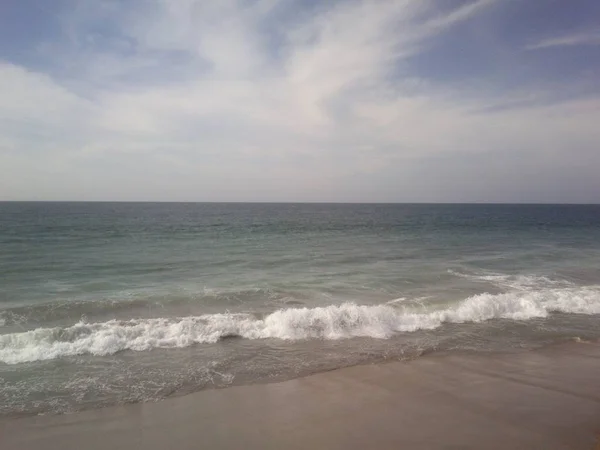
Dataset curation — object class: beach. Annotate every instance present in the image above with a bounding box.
[3,0,600,445]
[2,203,600,448]
[3,340,599,450]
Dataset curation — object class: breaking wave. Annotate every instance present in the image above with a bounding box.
[1,286,600,364]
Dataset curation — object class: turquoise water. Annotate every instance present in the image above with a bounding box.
[1,203,600,415]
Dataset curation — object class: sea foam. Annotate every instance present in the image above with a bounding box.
[1,286,599,364]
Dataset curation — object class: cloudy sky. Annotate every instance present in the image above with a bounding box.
[1,0,599,202]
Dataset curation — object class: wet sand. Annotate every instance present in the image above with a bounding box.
[2,341,600,450]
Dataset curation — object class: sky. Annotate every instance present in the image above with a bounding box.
[1,0,599,203]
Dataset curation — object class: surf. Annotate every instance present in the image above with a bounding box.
[2,284,600,364]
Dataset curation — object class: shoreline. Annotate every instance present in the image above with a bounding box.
[2,340,600,449]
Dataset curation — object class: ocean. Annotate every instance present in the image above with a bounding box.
[1,202,599,416]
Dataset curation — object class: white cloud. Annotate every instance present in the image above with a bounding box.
[0,64,94,127]
[526,30,600,50]
[1,0,599,202]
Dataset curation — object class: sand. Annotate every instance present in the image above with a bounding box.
[2,341,599,450]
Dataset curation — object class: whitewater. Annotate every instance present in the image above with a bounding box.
[3,285,599,365]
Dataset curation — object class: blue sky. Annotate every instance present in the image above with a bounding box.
[1,0,599,202]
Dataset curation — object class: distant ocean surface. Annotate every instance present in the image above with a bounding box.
[1,202,600,416]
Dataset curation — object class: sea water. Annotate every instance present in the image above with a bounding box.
[1,202,599,415]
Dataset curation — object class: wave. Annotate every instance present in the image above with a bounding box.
[448,270,576,290]
[0,286,297,326]
[1,286,600,364]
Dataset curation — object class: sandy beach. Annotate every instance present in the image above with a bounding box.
[2,340,599,450]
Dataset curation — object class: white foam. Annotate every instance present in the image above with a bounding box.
[1,286,599,364]
[448,270,574,290]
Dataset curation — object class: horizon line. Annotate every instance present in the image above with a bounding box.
[1,200,599,206]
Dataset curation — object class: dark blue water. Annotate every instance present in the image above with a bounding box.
[1,203,600,416]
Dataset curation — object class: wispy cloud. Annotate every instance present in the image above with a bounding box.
[526,30,600,50]
[0,0,599,202]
